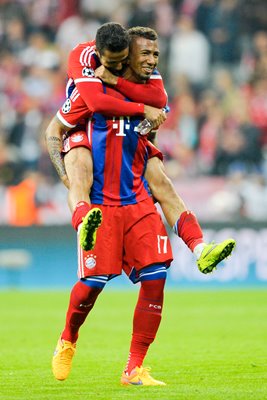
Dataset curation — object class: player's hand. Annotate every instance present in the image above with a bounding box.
[94,66,118,85]
[144,105,167,128]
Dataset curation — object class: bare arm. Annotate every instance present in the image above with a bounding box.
[145,157,186,227]
[45,116,70,188]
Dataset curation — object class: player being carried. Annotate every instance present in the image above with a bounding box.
[46,22,235,275]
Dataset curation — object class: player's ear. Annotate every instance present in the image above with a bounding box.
[95,48,100,58]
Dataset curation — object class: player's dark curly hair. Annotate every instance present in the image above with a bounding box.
[96,22,130,54]
[128,26,158,43]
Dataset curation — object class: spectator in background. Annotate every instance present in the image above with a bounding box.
[196,90,223,174]
[213,68,245,118]
[2,15,28,55]
[168,13,210,96]
[208,0,241,68]
[248,74,267,146]
[213,124,255,176]
[55,10,101,54]
[179,0,202,17]
[153,0,176,79]
[195,0,217,38]
[20,28,60,70]
[240,0,267,35]
[127,0,155,29]
[0,135,23,186]
[251,31,267,78]
[212,104,263,176]
[239,30,267,84]
[5,171,40,226]
[18,0,80,36]
[157,76,198,178]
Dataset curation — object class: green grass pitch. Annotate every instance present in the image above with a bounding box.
[0,289,266,400]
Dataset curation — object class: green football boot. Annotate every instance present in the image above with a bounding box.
[79,208,102,251]
[197,238,236,274]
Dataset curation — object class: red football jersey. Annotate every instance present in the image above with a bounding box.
[65,39,167,117]
[59,82,160,205]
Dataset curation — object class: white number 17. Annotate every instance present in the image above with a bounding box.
[157,235,168,254]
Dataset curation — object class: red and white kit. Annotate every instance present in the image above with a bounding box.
[57,40,172,278]
[57,39,167,128]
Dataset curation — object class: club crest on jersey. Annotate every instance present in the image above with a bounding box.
[62,98,71,114]
[85,255,96,269]
[71,133,84,143]
[82,67,95,77]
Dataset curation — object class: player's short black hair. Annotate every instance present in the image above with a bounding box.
[128,26,158,43]
[95,22,130,54]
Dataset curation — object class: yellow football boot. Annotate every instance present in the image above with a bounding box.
[121,366,166,386]
[52,338,76,380]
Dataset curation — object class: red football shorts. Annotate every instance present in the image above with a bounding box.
[61,127,90,155]
[77,197,173,279]
[62,130,163,161]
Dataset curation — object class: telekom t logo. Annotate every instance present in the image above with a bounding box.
[113,117,131,136]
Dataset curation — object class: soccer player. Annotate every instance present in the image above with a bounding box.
[50,28,173,386]
[47,22,235,273]
[56,22,167,251]
[47,27,235,385]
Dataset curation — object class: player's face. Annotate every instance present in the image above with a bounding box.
[97,48,129,75]
[129,37,160,81]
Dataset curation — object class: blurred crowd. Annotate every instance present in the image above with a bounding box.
[0,0,267,225]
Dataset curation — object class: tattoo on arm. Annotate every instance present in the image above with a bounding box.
[46,136,66,178]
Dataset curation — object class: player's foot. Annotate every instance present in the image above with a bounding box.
[79,208,102,251]
[52,338,76,380]
[121,366,166,386]
[197,238,236,274]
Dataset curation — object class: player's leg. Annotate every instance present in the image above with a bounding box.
[145,156,236,273]
[52,277,107,380]
[64,146,102,251]
[64,146,93,213]
[52,204,124,381]
[121,264,167,386]
[121,200,172,385]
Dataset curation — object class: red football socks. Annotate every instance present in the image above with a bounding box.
[61,280,102,343]
[125,278,165,374]
[174,210,204,252]
[71,201,91,230]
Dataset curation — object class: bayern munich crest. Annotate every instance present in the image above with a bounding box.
[62,98,71,114]
[71,133,84,143]
[85,255,96,269]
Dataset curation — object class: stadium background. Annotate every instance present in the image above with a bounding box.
[0,0,267,289]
